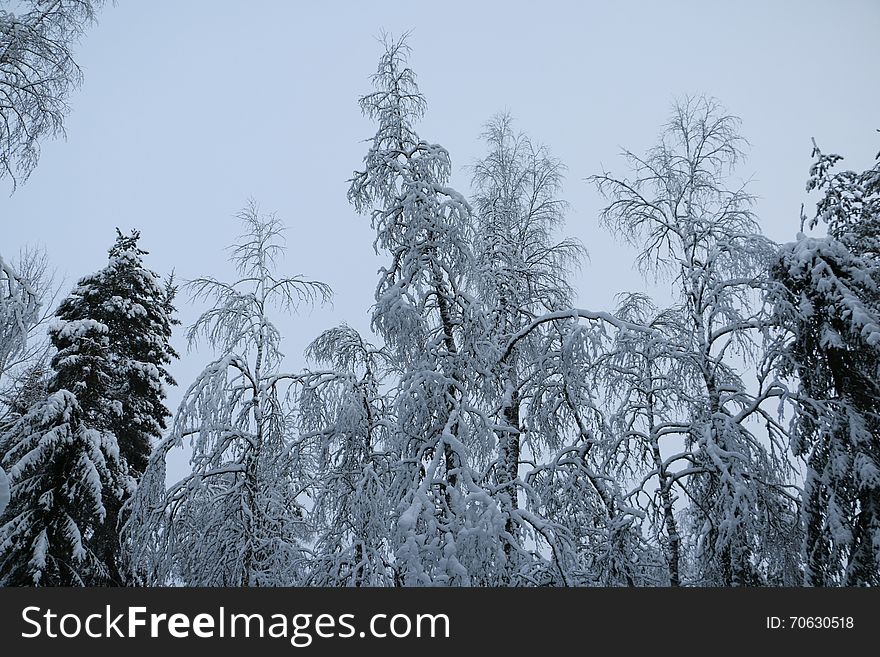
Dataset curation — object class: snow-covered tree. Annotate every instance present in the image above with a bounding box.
[592,293,694,586]
[43,229,178,584]
[56,230,178,479]
[123,202,330,586]
[348,34,509,585]
[591,97,800,586]
[508,309,661,586]
[768,141,880,586]
[0,318,119,585]
[0,252,41,530]
[0,248,58,431]
[1,231,176,586]
[0,0,105,187]
[469,114,578,545]
[466,114,652,585]
[300,324,396,586]
[0,253,40,383]
[0,462,8,518]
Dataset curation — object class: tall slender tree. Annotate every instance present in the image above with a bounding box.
[3,231,176,585]
[300,325,396,586]
[592,97,799,585]
[0,248,59,434]
[467,114,650,585]
[348,34,507,585]
[469,113,579,545]
[45,229,178,584]
[123,203,330,586]
[0,252,41,520]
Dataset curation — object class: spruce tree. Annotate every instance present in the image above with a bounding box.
[55,229,178,584]
[0,320,116,585]
[769,142,880,585]
[55,230,178,479]
[0,230,178,585]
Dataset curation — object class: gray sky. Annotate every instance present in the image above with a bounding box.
[3,0,878,479]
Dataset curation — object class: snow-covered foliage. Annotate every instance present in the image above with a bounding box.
[5,34,877,589]
[467,115,656,585]
[54,230,178,478]
[123,202,330,586]
[0,253,40,382]
[768,143,880,586]
[0,465,9,517]
[591,97,800,586]
[0,230,178,586]
[804,140,880,259]
[347,35,509,586]
[0,249,58,436]
[33,229,178,584]
[0,0,105,186]
[0,368,117,586]
[299,325,396,585]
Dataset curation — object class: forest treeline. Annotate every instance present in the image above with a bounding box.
[1,12,878,587]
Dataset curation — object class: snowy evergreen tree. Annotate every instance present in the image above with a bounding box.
[591,97,800,586]
[0,319,118,585]
[45,229,178,584]
[769,141,880,586]
[55,230,178,477]
[123,203,330,586]
[0,462,7,518]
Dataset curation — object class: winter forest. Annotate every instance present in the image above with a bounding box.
[1,2,879,588]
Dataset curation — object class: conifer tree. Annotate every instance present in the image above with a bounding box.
[54,229,178,480]
[57,230,177,583]
[0,320,117,585]
[769,141,880,585]
[1,230,178,585]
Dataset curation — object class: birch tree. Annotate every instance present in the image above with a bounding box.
[1,0,105,186]
[593,293,694,585]
[348,34,508,585]
[0,252,40,521]
[469,114,579,549]
[0,253,40,382]
[300,325,396,586]
[591,96,800,585]
[123,202,330,586]
[467,115,651,584]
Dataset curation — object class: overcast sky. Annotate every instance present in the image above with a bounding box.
[3,0,878,478]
